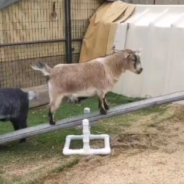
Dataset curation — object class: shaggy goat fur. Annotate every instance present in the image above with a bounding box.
[0,88,37,143]
[31,49,143,125]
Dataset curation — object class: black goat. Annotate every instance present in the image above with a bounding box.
[0,88,37,143]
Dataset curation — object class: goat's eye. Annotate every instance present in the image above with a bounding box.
[133,60,136,68]
[132,59,136,64]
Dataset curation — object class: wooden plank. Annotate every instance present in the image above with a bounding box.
[23,84,49,108]
[23,84,69,109]
[29,90,49,108]
[1,90,184,145]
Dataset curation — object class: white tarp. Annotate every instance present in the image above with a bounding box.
[112,5,184,103]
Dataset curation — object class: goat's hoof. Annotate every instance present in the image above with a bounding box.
[19,139,26,143]
[50,121,56,125]
[105,105,109,110]
[100,108,107,115]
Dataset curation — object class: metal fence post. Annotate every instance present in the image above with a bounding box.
[64,0,72,63]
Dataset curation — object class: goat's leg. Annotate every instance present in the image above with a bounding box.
[11,120,19,131]
[98,96,109,111]
[48,95,63,125]
[19,117,28,143]
[98,98,101,108]
[97,91,107,115]
[48,109,55,125]
[11,118,27,143]
[103,97,109,110]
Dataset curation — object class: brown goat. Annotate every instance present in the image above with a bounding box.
[31,49,143,125]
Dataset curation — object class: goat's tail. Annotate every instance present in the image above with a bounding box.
[31,62,52,76]
[28,91,37,100]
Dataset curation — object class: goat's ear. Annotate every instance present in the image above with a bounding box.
[135,48,142,54]
[112,45,116,53]
[112,45,120,53]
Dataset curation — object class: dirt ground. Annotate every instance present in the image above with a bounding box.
[40,105,184,184]
[42,150,184,184]
[2,104,184,184]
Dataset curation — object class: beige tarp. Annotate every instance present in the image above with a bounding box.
[0,0,102,62]
[79,1,136,63]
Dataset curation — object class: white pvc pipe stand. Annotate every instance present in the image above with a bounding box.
[62,108,111,155]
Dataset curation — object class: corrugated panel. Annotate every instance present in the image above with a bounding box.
[112,5,184,104]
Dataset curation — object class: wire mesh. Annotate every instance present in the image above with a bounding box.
[0,42,66,88]
[0,0,103,88]
[70,0,103,62]
[0,0,65,43]
[71,0,103,39]
[0,0,66,88]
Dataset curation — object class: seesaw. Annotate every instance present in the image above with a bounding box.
[1,90,184,145]
[63,108,111,155]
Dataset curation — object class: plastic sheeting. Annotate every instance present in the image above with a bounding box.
[79,1,135,63]
[112,5,184,104]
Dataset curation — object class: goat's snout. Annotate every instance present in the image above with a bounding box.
[137,67,143,74]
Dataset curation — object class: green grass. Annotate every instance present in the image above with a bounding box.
[0,92,168,184]
[0,93,143,162]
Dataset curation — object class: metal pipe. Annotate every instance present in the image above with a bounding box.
[0,38,82,47]
[64,0,72,63]
[0,39,65,47]
[1,90,184,144]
